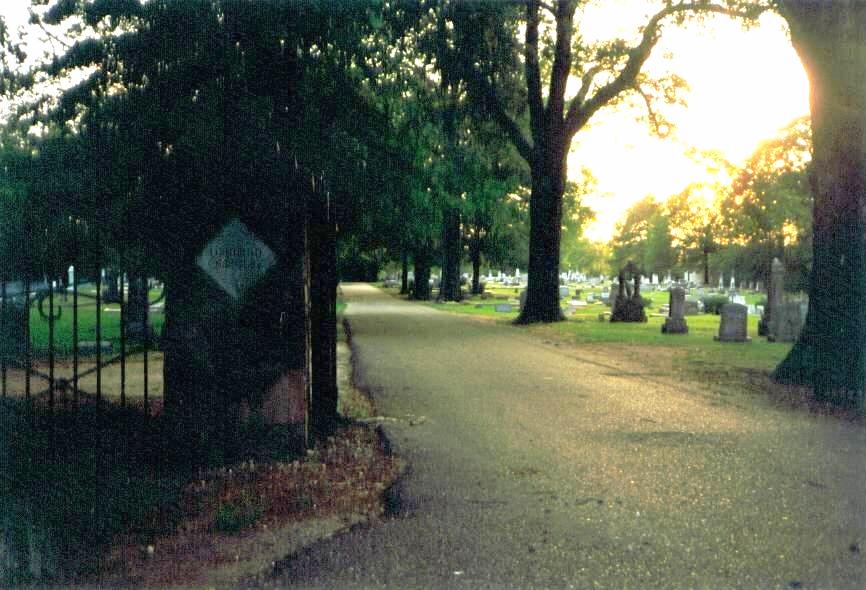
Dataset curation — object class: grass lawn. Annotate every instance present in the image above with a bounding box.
[19,287,165,353]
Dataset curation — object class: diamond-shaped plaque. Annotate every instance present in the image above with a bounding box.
[197,218,276,300]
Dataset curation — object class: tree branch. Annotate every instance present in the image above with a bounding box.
[538,0,556,16]
[564,1,763,140]
[466,67,534,163]
[562,64,602,132]
[546,0,577,126]
[524,0,544,145]
[29,8,72,52]
[633,83,667,137]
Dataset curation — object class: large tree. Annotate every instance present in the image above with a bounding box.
[430,0,758,322]
[666,184,724,285]
[771,0,866,406]
[719,117,812,289]
[611,196,664,274]
[3,0,401,442]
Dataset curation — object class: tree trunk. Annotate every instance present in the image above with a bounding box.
[400,249,409,295]
[517,146,565,323]
[438,207,462,302]
[470,243,482,295]
[772,1,866,407]
[308,192,339,439]
[702,250,710,286]
[412,252,431,301]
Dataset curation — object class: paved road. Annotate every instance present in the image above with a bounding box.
[262,284,865,590]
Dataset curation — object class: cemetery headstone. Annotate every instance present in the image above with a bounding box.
[769,301,805,343]
[610,261,647,322]
[759,257,785,337]
[683,295,701,315]
[125,275,152,341]
[519,289,527,310]
[559,286,570,299]
[715,303,750,342]
[683,297,700,316]
[103,270,122,303]
[661,286,688,334]
[494,303,513,313]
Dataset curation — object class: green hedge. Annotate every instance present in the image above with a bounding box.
[701,294,730,315]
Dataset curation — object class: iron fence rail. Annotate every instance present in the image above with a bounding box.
[0,270,162,413]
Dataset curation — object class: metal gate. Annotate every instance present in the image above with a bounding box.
[0,268,164,414]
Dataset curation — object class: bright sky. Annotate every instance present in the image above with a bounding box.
[572,6,810,241]
[1,2,810,243]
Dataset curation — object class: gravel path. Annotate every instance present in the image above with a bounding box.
[259,283,865,590]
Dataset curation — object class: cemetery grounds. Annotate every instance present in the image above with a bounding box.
[394,282,859,419]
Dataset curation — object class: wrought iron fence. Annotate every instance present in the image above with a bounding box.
[0,268,164,414]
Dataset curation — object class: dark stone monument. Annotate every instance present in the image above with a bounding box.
[103,270,122,304]
[125,275,152,342]
[610,261,647,323]
[769,301,805,343]
[661,286,688,334]
[715,303,751,342]
[759,257,784,337]
[683,297,700,315]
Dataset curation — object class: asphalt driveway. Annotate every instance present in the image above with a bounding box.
[257,283,865,590]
